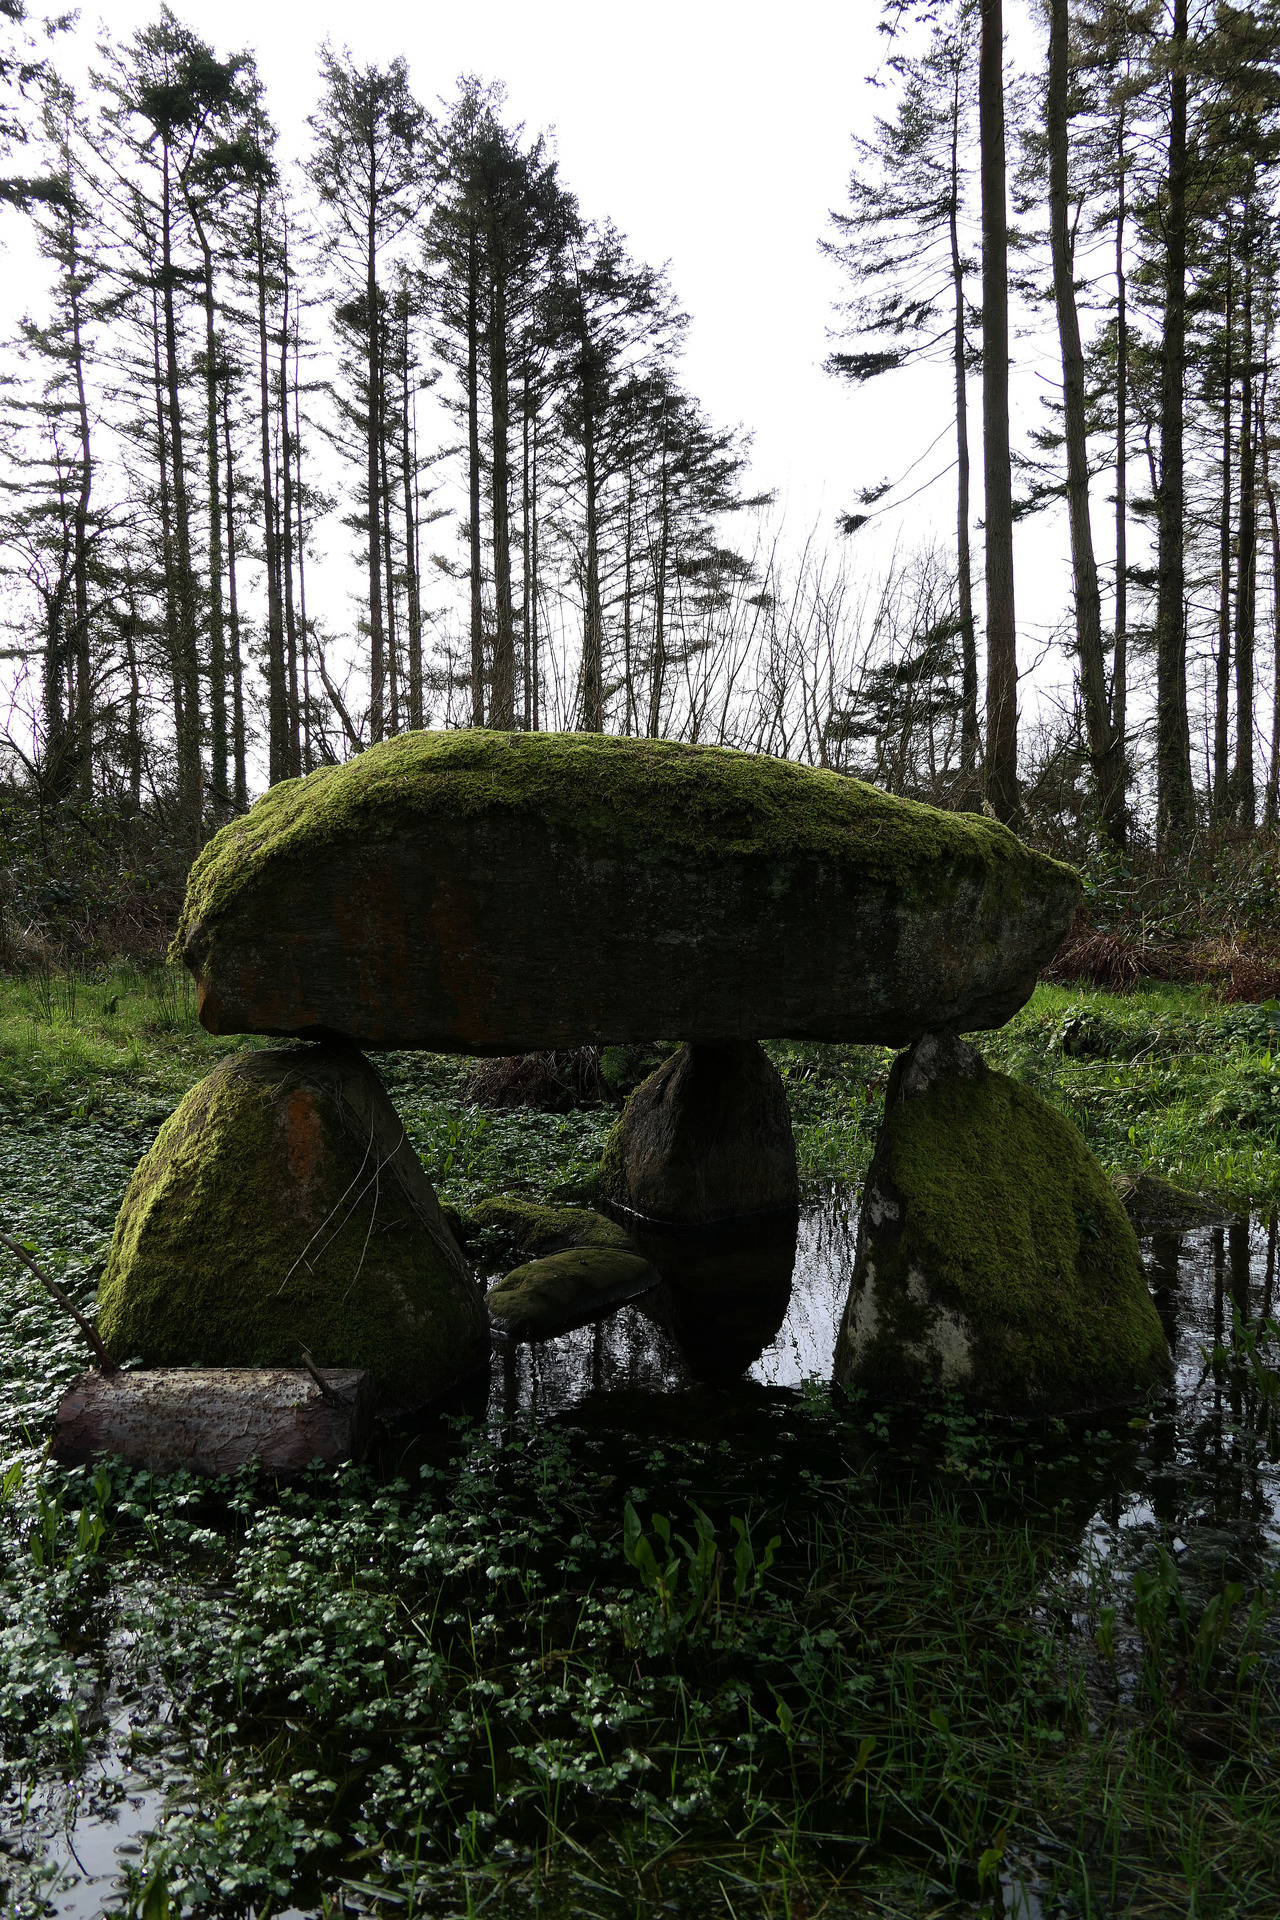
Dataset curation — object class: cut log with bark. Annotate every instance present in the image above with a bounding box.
[52,1367,373,1478]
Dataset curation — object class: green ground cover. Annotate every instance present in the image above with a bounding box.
[2,969,1280,1916]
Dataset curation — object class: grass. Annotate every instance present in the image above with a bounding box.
[2,968,1280,1915]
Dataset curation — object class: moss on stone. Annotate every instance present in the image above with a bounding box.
[462,1194,634,1261]
[98,1049,488,1409]
[173,730,1076,961]
[840,1056,1169,1413]
[485,1247,659,1341]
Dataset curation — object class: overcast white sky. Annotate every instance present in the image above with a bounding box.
[2,0,1093,735]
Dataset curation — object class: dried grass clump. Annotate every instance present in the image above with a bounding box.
[463,1047,607,1113]
[1042,913,1167,992]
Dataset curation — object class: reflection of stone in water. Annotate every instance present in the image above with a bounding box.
[626,1210,799,1383]
[488,1303,688,1420]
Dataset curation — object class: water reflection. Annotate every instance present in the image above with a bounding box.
[483,1197,857,1421]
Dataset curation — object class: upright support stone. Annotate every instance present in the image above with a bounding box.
[833,1030,1171,1415]
[97,1044,489,1413]
[599,1042,799,1226]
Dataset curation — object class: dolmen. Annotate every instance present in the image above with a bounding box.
[91,728,1168,1421]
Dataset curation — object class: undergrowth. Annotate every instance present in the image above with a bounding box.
[3,972,1280,1913]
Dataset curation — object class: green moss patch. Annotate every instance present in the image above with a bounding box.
[462,1194,635,1265]
[173,730,1076,959]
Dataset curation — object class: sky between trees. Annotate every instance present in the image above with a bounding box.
[0,0,1273,854]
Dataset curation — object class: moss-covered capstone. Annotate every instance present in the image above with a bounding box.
[98,1045,489,1411]
[600,1041,799,1225]
[832,1030,1171,1415]
[174,730,1079,1051]
[485,1248,660,1341]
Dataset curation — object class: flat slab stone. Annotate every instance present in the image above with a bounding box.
[175,731,1080,1051]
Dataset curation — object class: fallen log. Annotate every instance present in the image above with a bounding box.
[52,1366,372,1478]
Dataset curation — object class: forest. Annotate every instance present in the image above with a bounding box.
[6,2,1280,1918]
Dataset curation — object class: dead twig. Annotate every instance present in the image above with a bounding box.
[0,1230,118,1373]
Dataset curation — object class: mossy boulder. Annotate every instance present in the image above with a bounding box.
[485,1248,660,1341]
[174,730,1079,1051]
[98,1045,489,1412]
[463,1195,635,1263]
[833,1030,1171,1415]
[600,1042,798,1225]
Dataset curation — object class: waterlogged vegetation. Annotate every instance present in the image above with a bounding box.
[4,968,1280,1914]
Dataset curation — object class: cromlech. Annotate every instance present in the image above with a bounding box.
[97,728,1170,1417]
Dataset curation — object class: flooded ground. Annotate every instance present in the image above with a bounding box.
[13,1194,1280,1920]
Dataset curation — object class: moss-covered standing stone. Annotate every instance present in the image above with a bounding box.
[833,1031,1170,1415]
[600,1042,799,1225]
[174,730,1079,1051]
[98,1046,488,1411]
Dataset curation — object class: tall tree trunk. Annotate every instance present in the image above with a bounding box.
[1113,95,1128,788]
[622,459,635,736]
[1215,219,1233,815]
[979,0,1018,824]
[193,218,227,809]
[150,285,182,804]
[401,306,423,731]
[1155,0,1195,842]
[1048,0,1123,844]
[122,580,142,811]
[949,49,978,777]
[521,368,532,729]
[365,166,385,743]
[222,388,247,811]
[1232,205,1257,828]
[255,186,287,783]
[467,219,485,727]
[279,250,301,778]
[531,408,540,731]
[581,390,604,731]
[1264,369,1280,829]
[489,246,516,728]
[67,201,93,801]
[161,144,202,840]
[295,347,312,773]
[380,415,400,735]
[648,413,670,740]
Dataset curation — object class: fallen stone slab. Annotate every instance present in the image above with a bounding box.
[97,1044,489,1412]
[463,1195,637,1261]
[832,1030,1171,1416]
[486,1247,660,1342]
[53,1365,372,1478]
[174,731,1080,1052]
[599,1042,798,1225]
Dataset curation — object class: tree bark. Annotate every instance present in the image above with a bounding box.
[1155,0,1195,842]
[67,201,93,803]
[979,0,1018,825]
[581,388,604,732]
[1048,0,1123,844]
